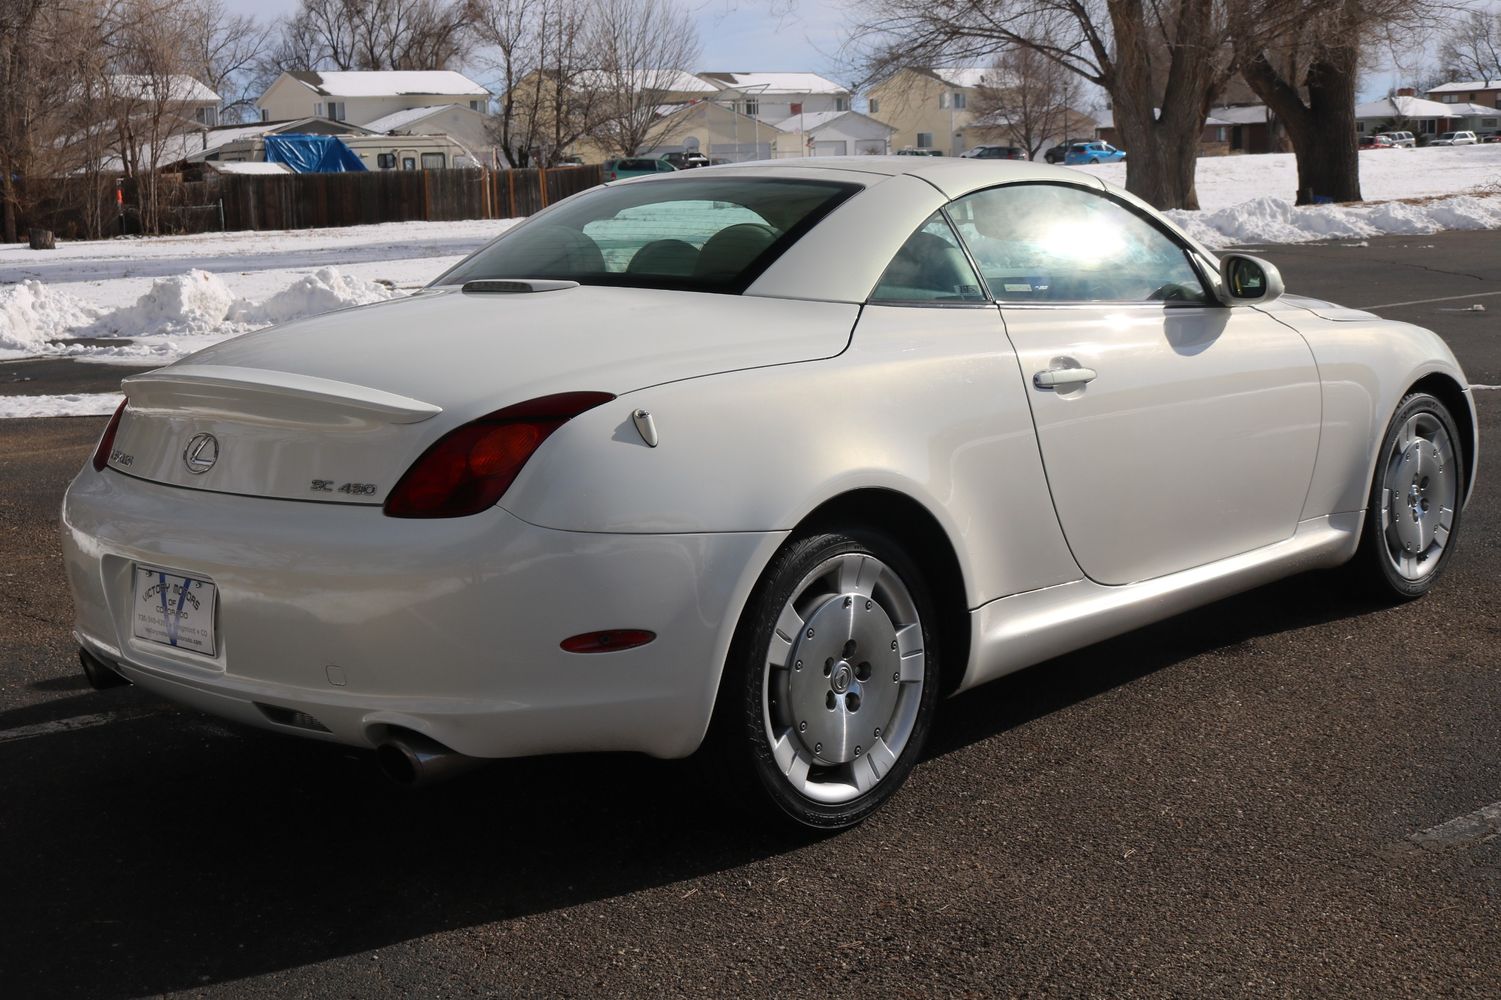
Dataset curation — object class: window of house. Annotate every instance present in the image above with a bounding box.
[470,100,484,111]
[1485,118,1498,127]
[314,102,323,116]
[402,156,417,170]
[329,101,346,120]
[1442,94,1457,103]
[421,152,445,169]
[835,96,849,112]
[260,108,268,122]
[916,132,934,148]
[939,92,950,109]
[744,98,759,116]
[1216,126,1227,141]
[195,106,218,126]
[868,98,880,114]
[952,92,966,110]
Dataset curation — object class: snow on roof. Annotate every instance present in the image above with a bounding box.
[771,110,893,134]
[1427,79,1501,93]
[573,69,717,94]
[1209,104,1269,124]
[285,70,489,98]
[1355,95,1484,119]
[929,67,994,89]
[97,117,370,171]
[207,161,292,175]
[361,104,483,133]
[108,74,219,104]
[697,72,849,95]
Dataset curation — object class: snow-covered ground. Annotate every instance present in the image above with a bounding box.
[2,145,1500,406]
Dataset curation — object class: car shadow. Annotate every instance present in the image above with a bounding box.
[0,568,1387,997]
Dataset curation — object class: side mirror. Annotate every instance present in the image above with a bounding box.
[1216,253,1284,306]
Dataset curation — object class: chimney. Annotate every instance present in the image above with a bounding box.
[1396,87,1415,97]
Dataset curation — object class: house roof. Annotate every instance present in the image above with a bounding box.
[97,117,370,171]
[1354,95,1493,119]
[1208,104,1269,124]
[929,67,994,89]
[108,74,219,104]
[697,72,849,95]
[1427,79,1501,94]
[772,109,894,134]
[361,104,486,133]
[284,70,489,98]
[573,69,718,94]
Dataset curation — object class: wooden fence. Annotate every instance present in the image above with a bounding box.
[8,165,604,240]
[217,165,603,232]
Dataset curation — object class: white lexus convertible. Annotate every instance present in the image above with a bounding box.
[63,159,1477,828]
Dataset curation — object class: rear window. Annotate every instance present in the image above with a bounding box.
[436,177,859,294]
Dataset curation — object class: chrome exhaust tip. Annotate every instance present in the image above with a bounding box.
[79,648,130,690]
[375,732,481,787]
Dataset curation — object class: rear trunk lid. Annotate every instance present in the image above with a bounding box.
[108,285,856,505]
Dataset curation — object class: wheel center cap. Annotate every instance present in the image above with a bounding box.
[830,662,853,694]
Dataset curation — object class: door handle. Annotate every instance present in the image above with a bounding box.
[1033,366,1098,389]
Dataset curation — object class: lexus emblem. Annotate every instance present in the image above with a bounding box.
[182,433,219,474]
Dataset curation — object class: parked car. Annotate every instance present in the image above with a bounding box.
[66,159,1477,830]
[962,145,1027,160]
[1376,131,1415,147]
[554,154,585,166]
[1429,131,1478,146]
[1359,134,1395,150]
[1064,141,1127,165]
[603,157,676,180]
[661,151,711,170]
[896,147,944,156]
[1044,138,1093,164]
[1476,130,1501,144]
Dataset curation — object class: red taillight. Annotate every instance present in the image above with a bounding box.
[92,400,127,471]
[383,391,614,518]
[560,629,656,653]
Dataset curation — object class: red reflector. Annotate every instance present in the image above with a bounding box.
[384,391,614,518]
[92,400,127,471]
[560,630,656,654]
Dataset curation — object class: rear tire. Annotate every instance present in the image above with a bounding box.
[1349,392,1464,601]
[706,530,941,830]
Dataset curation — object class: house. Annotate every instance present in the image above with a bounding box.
[360,104,506,167]
[1426,80,1501,109]
[865,66,988,154]
[771,109,893,156]
[695,72,851,124]
[255,70,491,127]
[576,100,784,164]
[1355,93,1499,138]
[1094,105,1275,155]
[107,74,221,126]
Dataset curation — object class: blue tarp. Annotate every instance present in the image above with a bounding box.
[263,134,367,173]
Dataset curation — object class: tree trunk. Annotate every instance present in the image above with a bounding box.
[1242,45,1362,205]
[28,227,55,249]
[1110,102,1203,210]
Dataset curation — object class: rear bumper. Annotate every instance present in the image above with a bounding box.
[62,465,784,759]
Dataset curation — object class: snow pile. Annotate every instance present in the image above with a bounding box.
[0,266,405,360]
[91,269,238,338]
[1166,193,1501,248]
[0,281,103,354]
[0,392,123,419]
[231,267,398,326]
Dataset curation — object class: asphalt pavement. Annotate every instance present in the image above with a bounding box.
[0,231,1497,998]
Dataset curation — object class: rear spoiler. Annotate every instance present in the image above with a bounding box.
[121,365,442,425]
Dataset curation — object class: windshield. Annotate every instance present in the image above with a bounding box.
[436,176,859,294]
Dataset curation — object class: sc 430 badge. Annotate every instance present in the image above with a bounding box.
[310,480,378,496]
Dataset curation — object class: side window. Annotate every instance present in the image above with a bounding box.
[870,211,987,303]
[947,184,1211,304]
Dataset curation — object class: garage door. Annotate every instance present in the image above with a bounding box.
[812,140,847,155]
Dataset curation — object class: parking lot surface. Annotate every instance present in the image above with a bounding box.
[0,232,1497,997]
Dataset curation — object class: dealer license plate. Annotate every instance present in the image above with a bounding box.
[132,568,218,656]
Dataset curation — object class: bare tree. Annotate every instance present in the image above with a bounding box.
[853,0,1241,210]
[269,0,474,72]
[469,0,605,165]
[969,48,1085,160]
[1234,0,1435,204]
[1437,6,1501,85]
[587,0,700,158]
[181,0,274,123]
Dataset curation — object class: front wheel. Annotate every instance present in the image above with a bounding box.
[1351,392,1465,600]
[707,530,941,830]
